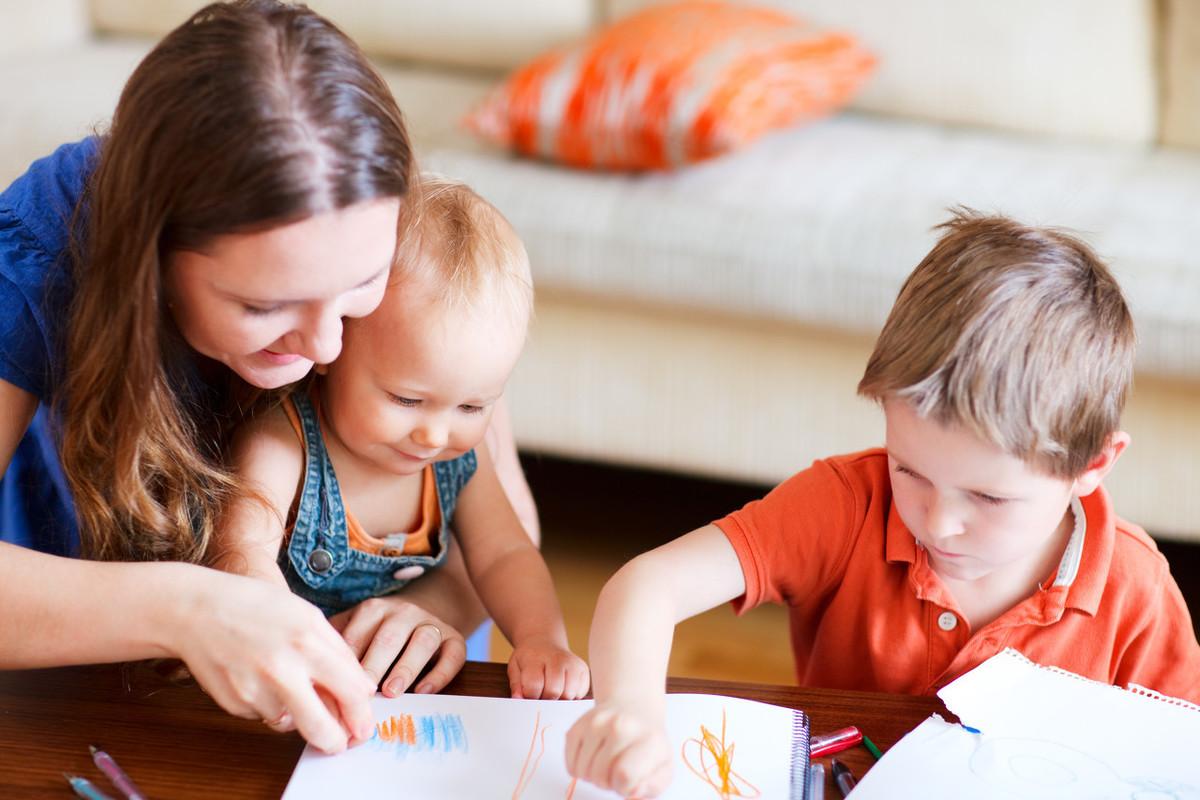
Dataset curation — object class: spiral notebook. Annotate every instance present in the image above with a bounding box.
[283,692,811,799]
[852,648,1200,798]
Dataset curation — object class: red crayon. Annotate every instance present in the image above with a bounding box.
[810,726,863,758]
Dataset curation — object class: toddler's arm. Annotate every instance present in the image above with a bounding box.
[565,525,747,798]
[209,409,304,588]
[453,446,589,700]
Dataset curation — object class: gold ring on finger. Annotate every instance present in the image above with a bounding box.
[414,622,443,643]
[262,709,289,727]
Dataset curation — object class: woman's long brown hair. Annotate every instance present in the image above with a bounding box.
[60,0,413,562]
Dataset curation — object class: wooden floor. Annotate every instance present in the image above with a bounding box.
[489,454,802,685]
[493,454,1200,683]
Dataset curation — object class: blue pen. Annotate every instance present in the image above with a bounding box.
[65,774,116,800]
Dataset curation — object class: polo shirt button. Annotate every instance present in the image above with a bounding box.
[308,548,334,574]
[937,611,958,631]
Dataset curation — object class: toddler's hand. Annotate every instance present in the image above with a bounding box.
[507,637,590,700]
[565,701,672,798]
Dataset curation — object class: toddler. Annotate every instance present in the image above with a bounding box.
[564,211,1200,797]
[214,177,588,702]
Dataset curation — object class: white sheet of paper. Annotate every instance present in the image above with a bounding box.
[852,649,1200,799]
[283,692,808,799]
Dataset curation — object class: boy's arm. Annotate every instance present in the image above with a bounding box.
[209,409,304,588]
[452,444,587,699]
[566,524,747,798]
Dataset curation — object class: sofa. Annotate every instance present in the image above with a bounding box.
[3,0,1198,542]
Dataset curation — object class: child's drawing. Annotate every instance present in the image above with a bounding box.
[284,694,804,800]
[369,713,468,759]
[510,711,580,799]
[681,709,762,799]
[969,738,1200,800]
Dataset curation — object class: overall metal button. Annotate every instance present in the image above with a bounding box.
[308,548,334,574]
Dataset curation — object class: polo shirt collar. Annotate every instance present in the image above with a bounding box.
[885,486,1116,618]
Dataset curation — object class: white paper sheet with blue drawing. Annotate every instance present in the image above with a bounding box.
[283,692,810,799]
[851,648,1200,799]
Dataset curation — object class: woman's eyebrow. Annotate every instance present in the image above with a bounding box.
[221,265,389,305]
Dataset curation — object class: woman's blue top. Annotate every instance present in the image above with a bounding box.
[0,139,98,555]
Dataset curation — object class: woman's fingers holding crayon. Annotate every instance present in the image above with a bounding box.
[171,571,375,751]
[268,665,352,754]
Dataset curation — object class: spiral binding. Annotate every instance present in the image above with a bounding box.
[789,708,811,800]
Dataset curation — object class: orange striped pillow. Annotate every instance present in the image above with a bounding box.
[464,1,876,170]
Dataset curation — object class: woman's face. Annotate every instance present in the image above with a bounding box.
[165,198,399,389]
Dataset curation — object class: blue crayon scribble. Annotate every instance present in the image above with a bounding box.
[371,713,469,759]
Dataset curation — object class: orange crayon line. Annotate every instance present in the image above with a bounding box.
[681,710,761,799]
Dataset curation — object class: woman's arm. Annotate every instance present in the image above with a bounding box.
[0,379,374,753]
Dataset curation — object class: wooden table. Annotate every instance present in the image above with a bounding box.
[0,661,946,798]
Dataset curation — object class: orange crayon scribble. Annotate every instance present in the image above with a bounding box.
[513,711,551,799]
[376,714,417,745]
[681,710,761,799]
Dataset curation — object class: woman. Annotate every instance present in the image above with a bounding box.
[0,0,537,754]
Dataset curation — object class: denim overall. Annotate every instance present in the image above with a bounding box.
[279,393,477,616]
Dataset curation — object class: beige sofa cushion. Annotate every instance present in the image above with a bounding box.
[1162,0,1200,149]
[426,113,1200,382]
[609,0,1159,144]
[88,0,594,71]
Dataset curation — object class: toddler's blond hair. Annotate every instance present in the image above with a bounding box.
[858,209,1135,478]
[392,175,532,323]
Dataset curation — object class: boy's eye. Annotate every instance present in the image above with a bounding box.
[974,492,1008,506]
[458,404,485,415]
[387,394,421,407]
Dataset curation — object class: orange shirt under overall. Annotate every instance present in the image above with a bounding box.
[715,448,1200,703]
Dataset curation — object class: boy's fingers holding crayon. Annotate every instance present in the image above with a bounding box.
[565,704,670,795]
[608,737,672,798]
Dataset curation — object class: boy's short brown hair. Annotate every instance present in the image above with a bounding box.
[858,209,1135,478]
[393,175,533,322]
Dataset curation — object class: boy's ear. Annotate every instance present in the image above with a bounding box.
[1072,431,1131,497]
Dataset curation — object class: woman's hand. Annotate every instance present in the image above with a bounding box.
[330,595,468,697]
[565,700,673,798]
[170,568,377,754]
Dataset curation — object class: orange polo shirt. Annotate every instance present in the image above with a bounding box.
[716,448,1200,703]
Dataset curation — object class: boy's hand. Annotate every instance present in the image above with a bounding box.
[565,700,672,798]
[507,637,590,700]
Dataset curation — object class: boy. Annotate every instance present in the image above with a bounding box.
[564,211,1200,798]
[213,177,588,704]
